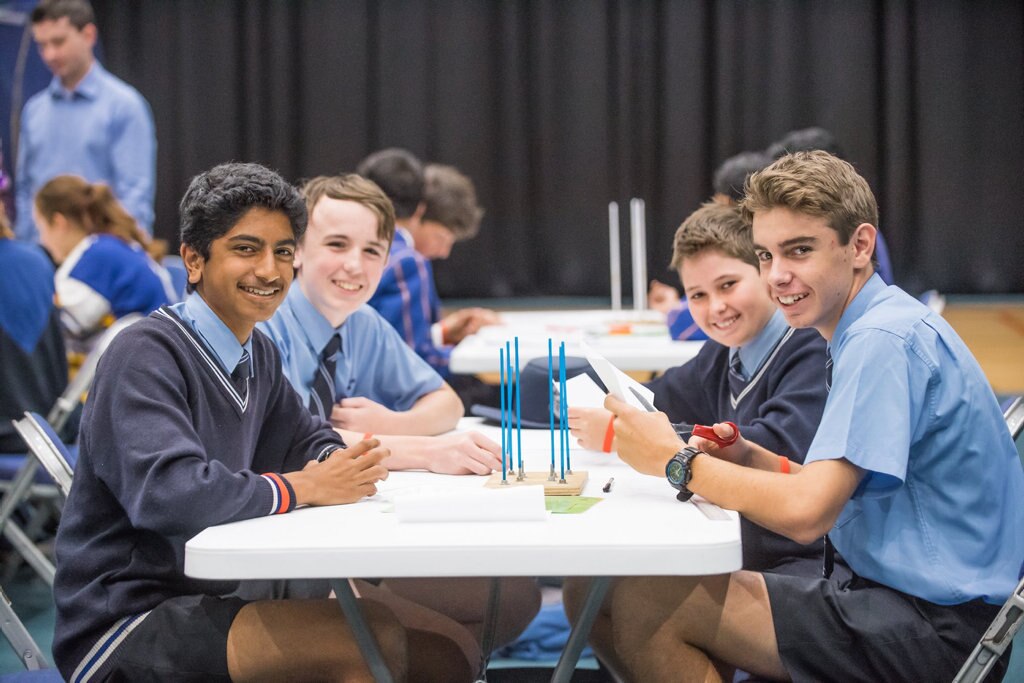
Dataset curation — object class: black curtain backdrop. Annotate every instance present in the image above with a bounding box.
[90,0,1024,297]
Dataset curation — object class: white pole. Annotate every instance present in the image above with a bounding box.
[630,198,647,311]
[608,201,621,311]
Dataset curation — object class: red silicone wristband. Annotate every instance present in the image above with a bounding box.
[602,415,615,453]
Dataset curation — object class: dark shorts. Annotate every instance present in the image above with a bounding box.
[762,571,1010,683]
[78,594,248,683]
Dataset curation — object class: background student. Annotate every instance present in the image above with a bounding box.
[52,161,486,682]
[33,174,175,356]
[567,202,829,574]
[0,197,68,452]
[360,150,499,374]
[15,0,155,241]
[582,150,1023,682]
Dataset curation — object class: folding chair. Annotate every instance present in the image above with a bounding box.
[0,314,142,585]
[0,584,49,671]
[951,397,1024,683]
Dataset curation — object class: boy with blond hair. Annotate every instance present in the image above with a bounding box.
[569,202,829,574]
[587,151,1022,682]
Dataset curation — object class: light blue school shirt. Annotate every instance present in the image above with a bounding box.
[728,309,789,380]
[806,274,1024,606]
[16,61,156,241]
[258,283,443,411]
[168,294,252,381]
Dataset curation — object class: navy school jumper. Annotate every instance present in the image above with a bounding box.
[647,326,829,572]
[52,306,344,677]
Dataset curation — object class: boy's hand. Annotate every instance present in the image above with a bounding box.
[604,395,682,476]
[421,431,503,475]
[441,308,501,344]
[688,423,753,468]
[567,406,616,452]
[648,280,681,314]
[290,439,389,506]
[331,397,396,433]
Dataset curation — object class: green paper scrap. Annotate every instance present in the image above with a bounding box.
[544,496,603,514]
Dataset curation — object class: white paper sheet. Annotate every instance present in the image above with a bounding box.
[563,372,608,409]
[580,341,656,411]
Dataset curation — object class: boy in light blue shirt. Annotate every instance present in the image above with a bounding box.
[259,174,538,655]
[260,173,503,475]
[595,151,1023,682]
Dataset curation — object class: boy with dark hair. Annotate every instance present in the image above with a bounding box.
[711,150,773,205]
[568,202,828,573]
[590,151,1023,682]
[360,150,497,377]
[52,162,412,681]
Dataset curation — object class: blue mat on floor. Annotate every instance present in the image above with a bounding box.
[495,603,593,662]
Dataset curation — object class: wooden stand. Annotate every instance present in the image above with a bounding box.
[485,470,588,496]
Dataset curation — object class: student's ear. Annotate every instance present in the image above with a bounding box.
[850,223,876,270]
[408,202,427,230]
[180,243,205,289]
[81,23,98,49]
[51,212,70,233]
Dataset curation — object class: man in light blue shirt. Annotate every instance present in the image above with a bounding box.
[259,173,504,476]
[597,151,1022,682]
[15,0,155,242]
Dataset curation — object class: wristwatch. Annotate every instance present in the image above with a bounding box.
[666,447,702,502]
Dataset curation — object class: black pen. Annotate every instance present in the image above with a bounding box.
[602,477,615,493]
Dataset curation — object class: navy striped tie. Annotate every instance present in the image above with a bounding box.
[309,334,341,421]
[231,350,251,395]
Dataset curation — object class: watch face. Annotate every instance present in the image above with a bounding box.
[667,459,685,485]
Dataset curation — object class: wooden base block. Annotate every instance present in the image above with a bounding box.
[485,470,588,496]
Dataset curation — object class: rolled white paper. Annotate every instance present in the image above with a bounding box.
[394,484,548,523]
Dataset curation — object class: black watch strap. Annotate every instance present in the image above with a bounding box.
[666,446,701,501]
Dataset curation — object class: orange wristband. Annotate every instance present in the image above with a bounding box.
[363,433,373,441]
[602,415,616,453]
[779,456,790,474]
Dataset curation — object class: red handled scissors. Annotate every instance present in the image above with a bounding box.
[691,422,740,447]
[628,387,741,447]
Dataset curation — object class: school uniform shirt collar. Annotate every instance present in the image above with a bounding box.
[730,309,789,380]
[394,226,414,249]
[829,273,887,353]
[284,282,340,356]
[173,293,253,378]
[48,61,104,100]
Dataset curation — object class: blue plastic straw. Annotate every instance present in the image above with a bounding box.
[515,337,523,472]
[561,344,571,473]
[561,342,569,481]
[548,339,555,473]
[506,341,514,476]
[499,346,507,481]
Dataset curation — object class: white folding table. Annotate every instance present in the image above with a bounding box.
[185,420,741,681]
[449,309,703,374]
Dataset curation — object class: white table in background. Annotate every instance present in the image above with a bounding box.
[449,309,703,374]
[185,420,741,682]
